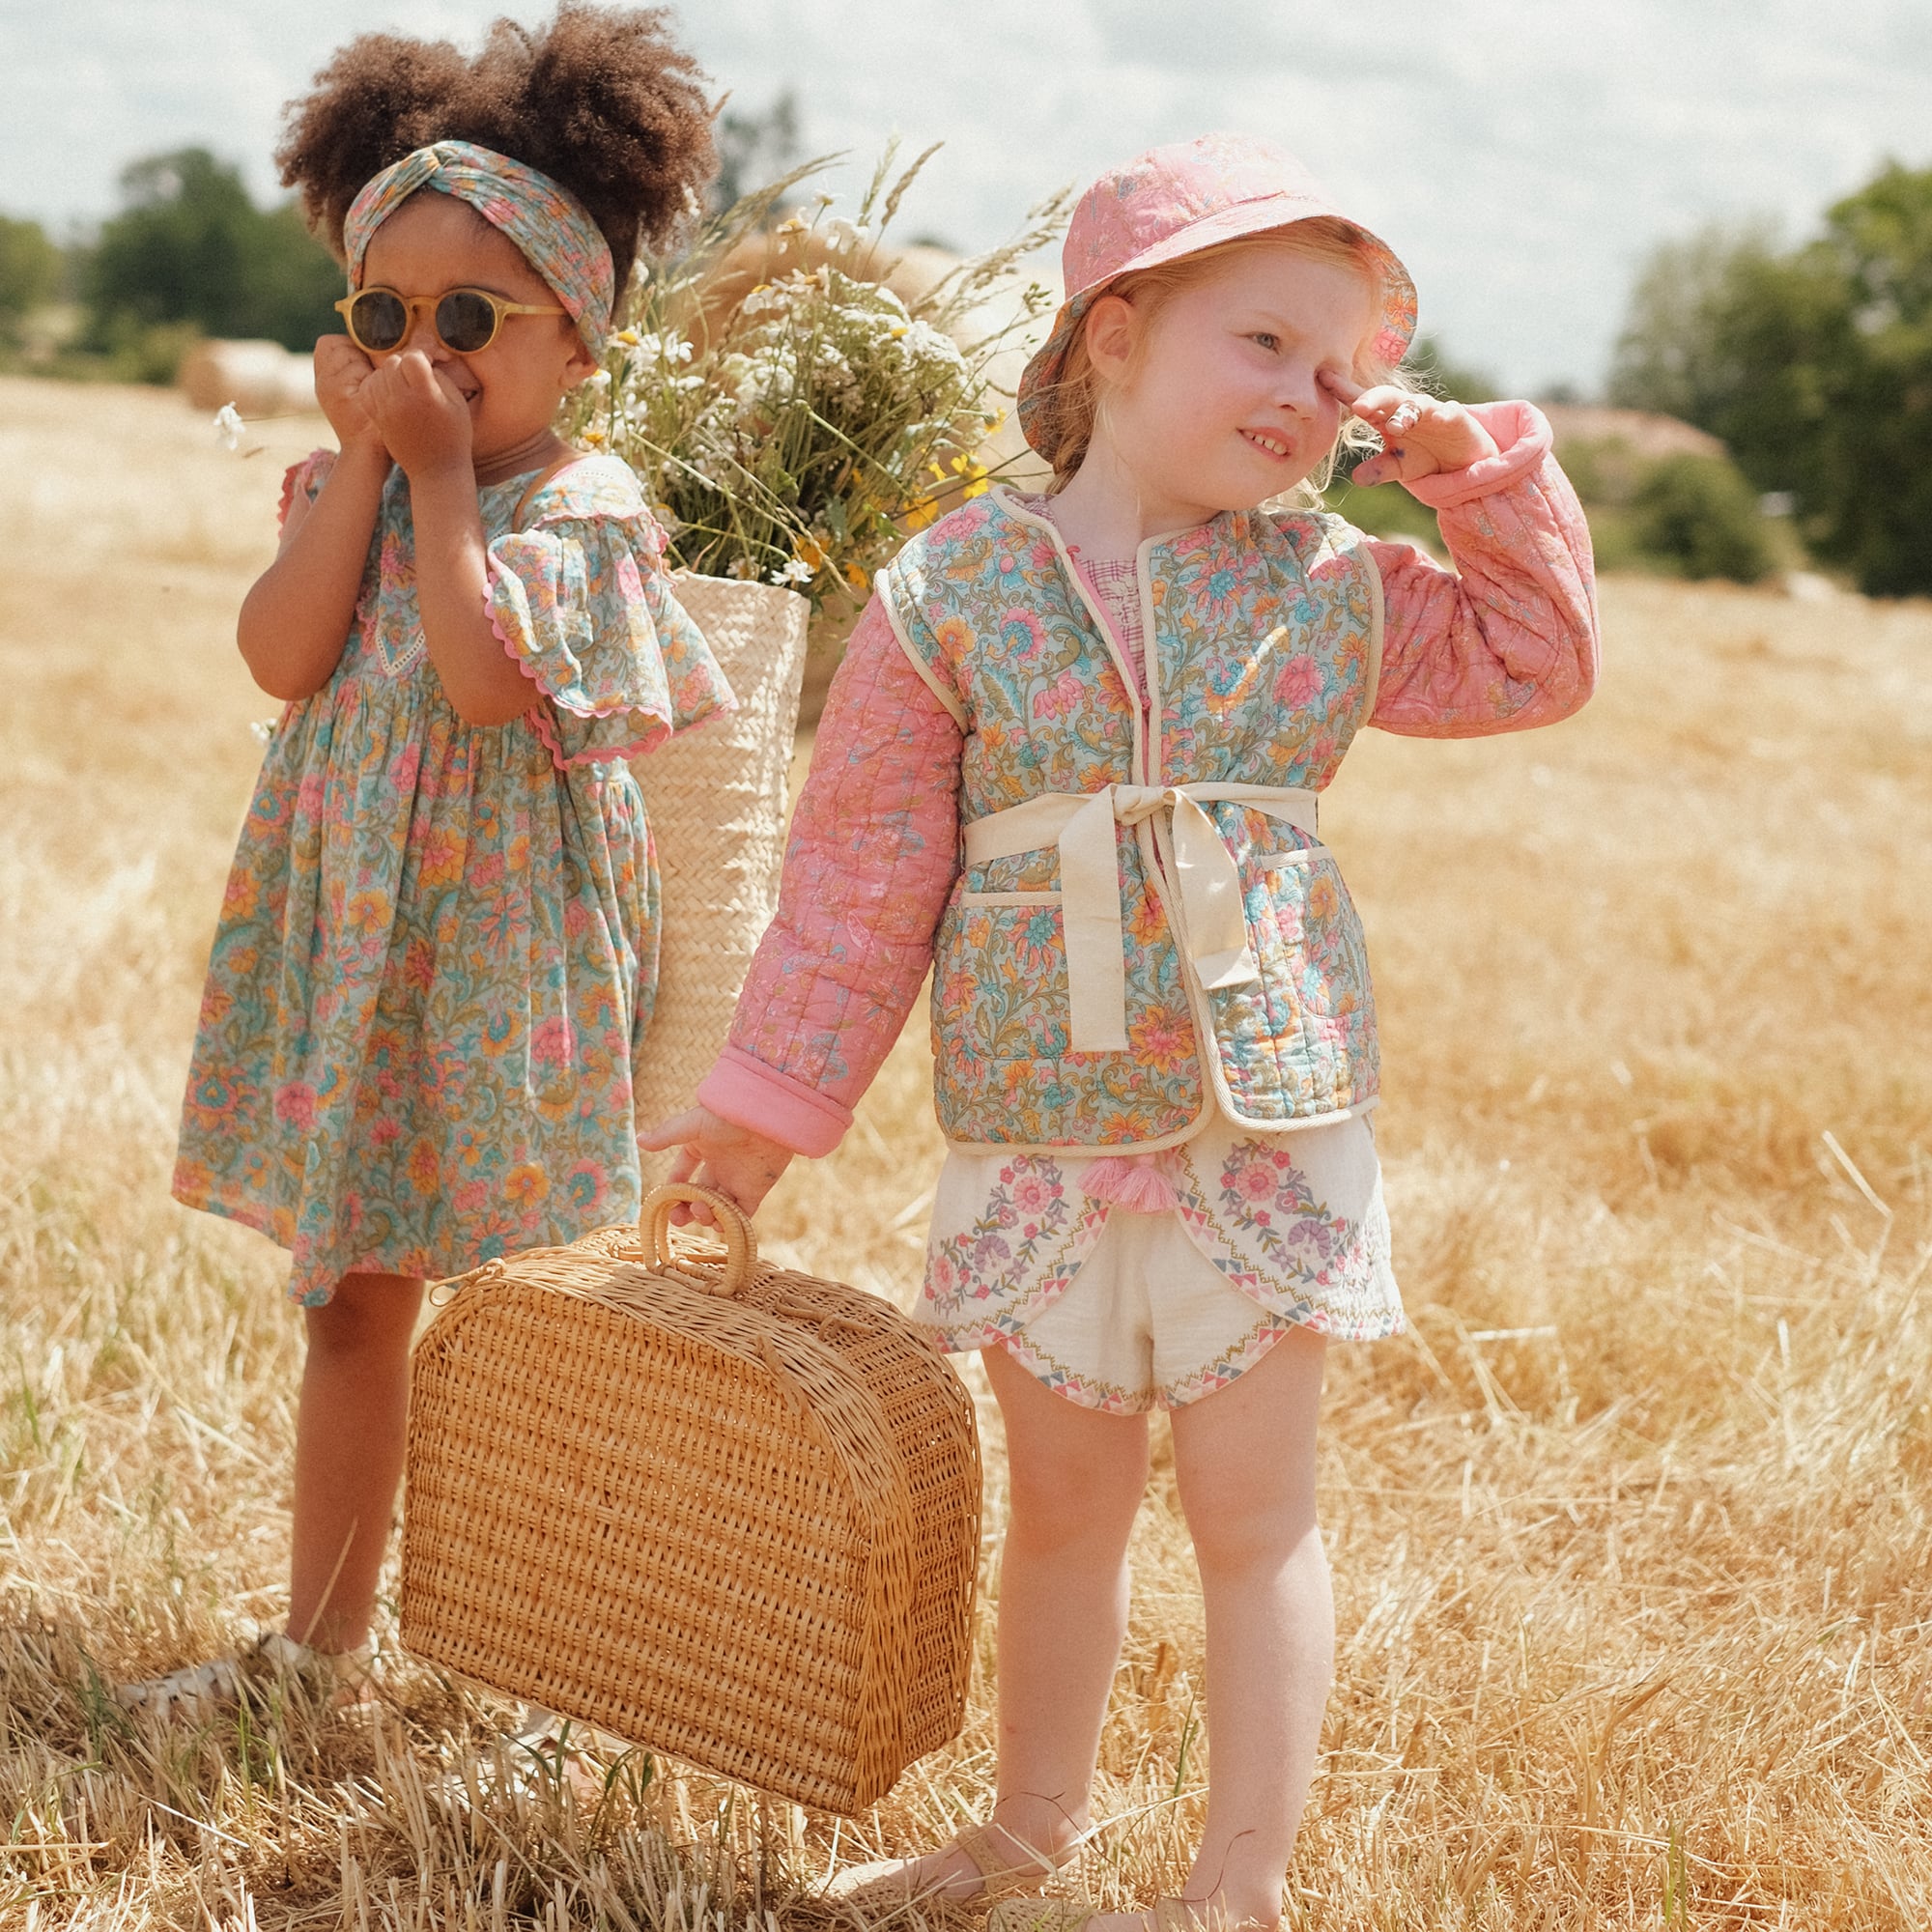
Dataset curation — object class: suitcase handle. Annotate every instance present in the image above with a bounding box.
[640,1182,758,1294]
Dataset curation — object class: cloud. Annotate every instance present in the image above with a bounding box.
[1,0,1925,390]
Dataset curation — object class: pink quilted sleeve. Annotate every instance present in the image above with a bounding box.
[1367,401,1600,739]
[696,593,964,1155]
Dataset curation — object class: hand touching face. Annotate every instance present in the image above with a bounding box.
[1085,242,1378,524]
[312,335,386,457]
[356,350,474,477]
[1321,378,1500,488]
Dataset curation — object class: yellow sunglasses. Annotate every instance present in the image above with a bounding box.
[334,285,567,356]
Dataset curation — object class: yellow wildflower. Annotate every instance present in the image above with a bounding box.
[948,454,991,498]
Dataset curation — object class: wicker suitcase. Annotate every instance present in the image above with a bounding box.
[399,1183,981,1814]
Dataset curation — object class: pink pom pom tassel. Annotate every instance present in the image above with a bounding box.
[1080,1153,1181,1214]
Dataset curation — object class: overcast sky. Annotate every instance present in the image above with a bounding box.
[2,0,1925,393]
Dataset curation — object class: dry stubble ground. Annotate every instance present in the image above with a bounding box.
[2,375,1930,1930]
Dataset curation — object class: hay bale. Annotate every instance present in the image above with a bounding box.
[178,339,320,417]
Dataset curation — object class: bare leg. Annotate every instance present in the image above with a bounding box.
[1164,1326,1331,1929]
[287,1271,424,1653]
[846,1344,1150,1899]
[985,1343,1151,1857]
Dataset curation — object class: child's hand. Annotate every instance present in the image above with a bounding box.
[1321,374,1499,489]
[358,350,475,479]
[313,335,388,458]
[639,1107,796,1225]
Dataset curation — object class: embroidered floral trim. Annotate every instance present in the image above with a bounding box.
[985,1301,1318,1413]
[923,1155,1110,1339]
[919,1126,1404,1392]
[1176,1137,1370,1294]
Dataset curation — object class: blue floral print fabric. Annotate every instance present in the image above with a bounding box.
[172,450,733,1305]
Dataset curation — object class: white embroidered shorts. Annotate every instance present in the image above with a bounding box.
[915,1113,1403,1414]
[979,1207,1319,1413]
[935,1206,1329,1422]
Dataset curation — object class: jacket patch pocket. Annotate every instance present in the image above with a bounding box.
[1251,847,1373,1022]
[936,895,1072,1063]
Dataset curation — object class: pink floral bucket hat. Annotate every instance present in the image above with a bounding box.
[1017,132,1418,459]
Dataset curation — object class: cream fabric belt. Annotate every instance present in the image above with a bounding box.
[961,782,1321,1054]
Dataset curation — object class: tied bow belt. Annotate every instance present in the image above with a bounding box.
[962,783,1320,1055]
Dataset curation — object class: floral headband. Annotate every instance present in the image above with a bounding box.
[343,140,615,351]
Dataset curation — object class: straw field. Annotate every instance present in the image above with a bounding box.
[3,373,1930,1929]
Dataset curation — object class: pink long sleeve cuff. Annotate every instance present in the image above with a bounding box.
[1402,399,1553,508]
[697,1047,852,1157]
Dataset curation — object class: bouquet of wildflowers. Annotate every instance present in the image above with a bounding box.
[565,146,1068,608]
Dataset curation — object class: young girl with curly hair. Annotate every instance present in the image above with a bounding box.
[652,134,1599,1931]
[128,4,730,1712]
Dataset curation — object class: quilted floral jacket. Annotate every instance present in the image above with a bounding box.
[877,488,1382,1148]
[698,400,1599,1156]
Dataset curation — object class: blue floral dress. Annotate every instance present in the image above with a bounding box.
[173,451,734,1305]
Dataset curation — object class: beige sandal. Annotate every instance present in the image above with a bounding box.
[990,1897,1228,1932]
[116,1630,376,1719]
[829,1822,1076,1906]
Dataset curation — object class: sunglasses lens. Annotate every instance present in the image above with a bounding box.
[437,291,498,353]
[350,290,408,352]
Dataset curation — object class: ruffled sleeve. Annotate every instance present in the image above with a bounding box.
[277,449,337,531]
[484,457,735,771]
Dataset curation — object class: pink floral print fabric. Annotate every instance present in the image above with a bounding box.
[892,487,1386,1144]
[1019,132,1419,453]
[698,399,1596,1157]
[174,449,732,1305]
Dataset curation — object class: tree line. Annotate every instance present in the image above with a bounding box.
[0,150,343,377]
[1611,160,1932,598]
[3,142,1925,596]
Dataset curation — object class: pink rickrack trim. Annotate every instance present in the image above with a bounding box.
[527,701,671,773]
[483,560,678,773]
[277,450,335,531]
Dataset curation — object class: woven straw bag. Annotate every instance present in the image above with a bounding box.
[632,576,810,1189]
[400,1182,981,1815]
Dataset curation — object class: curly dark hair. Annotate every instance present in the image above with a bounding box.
[275,4,718,298]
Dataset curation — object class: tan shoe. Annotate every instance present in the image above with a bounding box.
[990,1896,1238,1932]
[828,1822,1078,1906]
[116,1631,375,1719]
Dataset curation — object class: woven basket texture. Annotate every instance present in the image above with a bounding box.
[632,577,810,1186]
[400,1184,980,1815]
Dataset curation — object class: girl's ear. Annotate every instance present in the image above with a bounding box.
[560,329,602,390]
[1083,293,1140,384]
